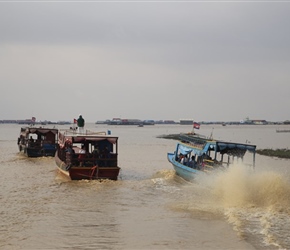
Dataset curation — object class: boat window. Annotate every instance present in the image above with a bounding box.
[29,134,37,140]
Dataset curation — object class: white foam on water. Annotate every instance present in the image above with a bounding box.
[211,163,290,249]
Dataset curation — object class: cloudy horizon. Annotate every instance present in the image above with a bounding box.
[1,1,289,123]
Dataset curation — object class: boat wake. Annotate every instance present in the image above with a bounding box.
[150,170,185,192]
[212,164,290,210]
[151,170,178,181]
[211,164,290,249]
[165,164,290,249]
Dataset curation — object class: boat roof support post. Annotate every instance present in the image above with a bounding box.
[214,147,217,161]
[116,141,118,166]
[175,144,180,156]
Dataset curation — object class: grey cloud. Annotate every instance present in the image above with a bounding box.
[0,2,290,121]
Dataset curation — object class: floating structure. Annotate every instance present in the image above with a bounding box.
[179,119,194,125]
[107,118,155,125]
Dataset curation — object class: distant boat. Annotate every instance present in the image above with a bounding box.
[95,120,109,124]
[143,120,155,125]
[17,127,58,157]
[57,121,71,125]
[167,133,256,181]
[55,129,121,180]
[179,119,194,125]
[276,129,290,133]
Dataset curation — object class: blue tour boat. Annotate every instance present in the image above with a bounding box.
[167,133,256,181]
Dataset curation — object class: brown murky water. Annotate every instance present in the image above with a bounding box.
[1,123,290,249]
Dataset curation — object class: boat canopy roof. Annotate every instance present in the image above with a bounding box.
[178,141,256,157]
[216,142,256,153]
[58,130,118,147]
[72,136,117,143]
[178,133,256,157]
[21,127,58,136]
[178,144,204,156]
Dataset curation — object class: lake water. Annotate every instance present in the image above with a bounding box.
[1,123,290,249]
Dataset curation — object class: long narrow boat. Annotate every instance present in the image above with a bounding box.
[55,129,121,180]
[276,129,290,133]
[17,127,58,157]
[167,133,256,181]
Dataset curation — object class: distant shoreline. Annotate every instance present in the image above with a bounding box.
[256,149,290,159]
[156,134,181,140]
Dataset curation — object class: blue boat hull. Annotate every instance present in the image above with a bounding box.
[167,152,199,181]
[19,144,57,157]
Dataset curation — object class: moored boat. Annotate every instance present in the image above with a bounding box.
[167,133,256,181]
[276,129,290,133]
[17,127,58,157]
[55,129,120,180]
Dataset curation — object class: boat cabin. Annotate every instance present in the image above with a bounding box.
[17,127,58,157]
[57,130,118,169]
[176,133,256,171]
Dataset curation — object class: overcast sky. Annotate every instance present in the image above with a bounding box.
[1,1,289,123]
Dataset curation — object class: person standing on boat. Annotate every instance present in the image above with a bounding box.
[181,155,189,165]
[92,144,100,166]
[78,144,87,167]
[65,142,75,170]
[188,155,196,169]
[77,114,85,134]
[29,136,34,146]
[65,141,75,155]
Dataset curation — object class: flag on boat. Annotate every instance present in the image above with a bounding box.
[193,122,200,129]
[73,118,77,124]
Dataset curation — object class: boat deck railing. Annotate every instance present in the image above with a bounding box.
[203,159,229,169]
[59,129,107,136]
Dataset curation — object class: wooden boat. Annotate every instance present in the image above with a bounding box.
[167,133,256,181]
[55,129,120,180]
[17,127,58,157]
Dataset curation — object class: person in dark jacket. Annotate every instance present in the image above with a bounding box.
[77,114,85,134]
